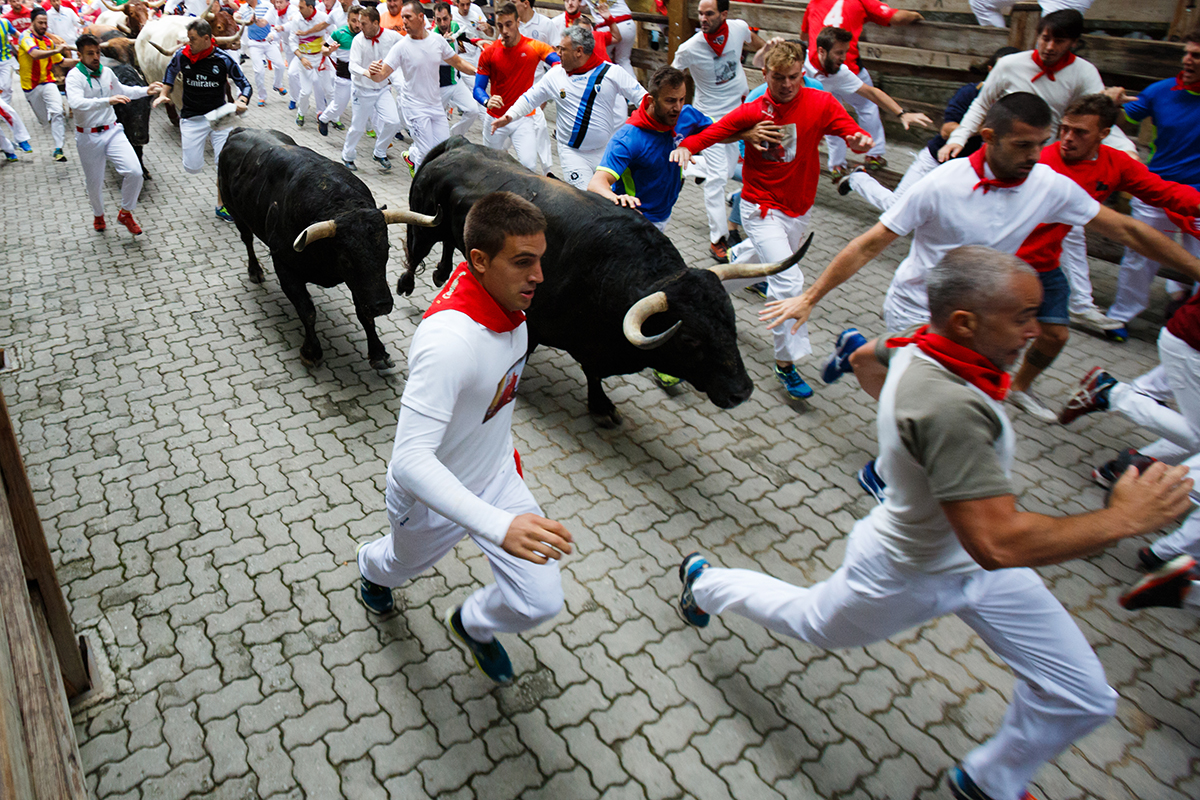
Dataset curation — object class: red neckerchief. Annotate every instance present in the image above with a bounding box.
[1030,49,1075,82]
[703,20,728,57]
[807,46,827,76]
[567,48,604,75]
[564,8,581,24]
[1167,210,1200,240]
[423,262,525,332]
[887,325,1011,401]
[300,6,315,19]
[366,28,382,44]
[628,93,672,132]
[969,145,1026,194]
[1172,71,1200,92]
[182,42,215,63]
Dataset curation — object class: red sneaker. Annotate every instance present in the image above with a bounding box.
[94,215,106,231]
[117,209,142,235]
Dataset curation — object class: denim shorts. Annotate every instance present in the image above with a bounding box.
[1037,267,1070,325]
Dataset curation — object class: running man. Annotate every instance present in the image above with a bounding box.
[431,1,484,139]
[17,7,72,162]
[0,13,31,159]
[341,5,402,171]
[356,191,573,686]
[316,2,358,131]
[285,0,329,127]
[678,245,1195,800]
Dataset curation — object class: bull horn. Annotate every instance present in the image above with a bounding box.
[707,232,813,282]
[293,220,338,251]
[145,0,166,7]
[382,207,441,227]
[213,32,242,47]
[623,291,681,350]
[99,0,123,11]
[148,40,180,56]
[116,21,131,33]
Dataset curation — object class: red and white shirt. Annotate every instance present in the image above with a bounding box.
[670,18,752,118]
[802,0,896,75]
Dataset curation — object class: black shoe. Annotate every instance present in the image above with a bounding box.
[727,228,742,247]
[1120,556,1197,610]
[445,606,514,684]
[1092,448,1158,490]
[318,119,329,136]
[1138,546,1168,572]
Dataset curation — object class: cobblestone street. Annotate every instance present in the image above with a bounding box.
[2,73,1198,800]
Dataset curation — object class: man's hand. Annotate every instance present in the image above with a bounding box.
[501,513,574,564]
[147,81,163,95]
[760,290,816,334]
[1104,85,1131,105]
[937,141,962,162]
[846,132,873,153]
[109,94,131,105]
[668,145,693,166]
[235,95,249,114]
[898,110,933,131]
[489,113,513,132]
[1108,461,1194,534]
[152,93,171,108]
[486,94,504,110]
[744,120,783,151]
[611,194,641,209]
[299,55,312,69]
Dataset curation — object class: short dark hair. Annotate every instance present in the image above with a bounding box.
[465,192,547,259]
[187,17,212,37]
[75,32,101,51]
[986,45,1020,69]
[1038,9,1084,41]
[360,5,379,22]
[1184,32,1200,45]
[714,0,729,12]
[982,91,1052,137]
[30,6,46,20]
[816,26,852,53]
[432,0,451,14]
[1064,93,1118,129]
[495,1,517,19]
[346,4,361,14]
[648,65,685,97]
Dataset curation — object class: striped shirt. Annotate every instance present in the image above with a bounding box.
[18,31,62,90]
[507,61,646,152]
[0,18,18,61]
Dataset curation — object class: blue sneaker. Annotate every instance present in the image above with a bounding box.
[274,87,288,97]
[288,100,296,110]
[445,605,514,684]
[1058,366,1117,425]
[774,364,814,399]
[678,552,711,627]
[215,205,233,223]
[947,765,1036,800]
[373,154,392,172]
[355,541,395,614]
[3,152,15,162]
[745,281,768,299]
[857,459,886,503]
[820,327,868,385]
[1104,325,1128,343]
[17,140,31,152]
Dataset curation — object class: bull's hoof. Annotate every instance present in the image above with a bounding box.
[396,272,414,297]
[370,355,396,372]
[433,268,450,287]
[248,268,265,284]
[590,408,622,429]
[300,350,323,368]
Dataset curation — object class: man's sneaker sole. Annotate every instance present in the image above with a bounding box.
[445,606,514,684]
[947,765,1036,800]
[678,552,711,627]
[857,459,886,503]
[1120,555,1197,610]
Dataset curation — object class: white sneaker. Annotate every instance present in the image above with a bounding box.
[1069,306,1124,333]
[1007,388,1058,423]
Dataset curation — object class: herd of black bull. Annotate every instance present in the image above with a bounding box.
[218,130,810,427]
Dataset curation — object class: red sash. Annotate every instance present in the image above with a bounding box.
[703,21,728,57]
[969,146,1026,194]
[182,42,215,63]
[1030,49,1075,82]
[628,93,672,132]
[423,262,525,333]
[1172,71,1200,93]
[887,326,1011,401]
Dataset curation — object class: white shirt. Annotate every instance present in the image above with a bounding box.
[508,61,646,151]
[879,159,1102,324]
[382,31,455,109]
[348,28,401,90]
[388,305,530,545]
[285,6,328,56]
[322,1,346,37]
[518,10,555,44]
[452,2,488,39]
[547,10,593,47]
[803,58,863,95]
[671,19,752,117]
[46,6,80,45]
[65,65,150,130]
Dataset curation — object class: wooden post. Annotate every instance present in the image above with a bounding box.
[667,0,686,62]
[1169,0,1197,39]
[1008,1,1041,50]
[0,389,90,698]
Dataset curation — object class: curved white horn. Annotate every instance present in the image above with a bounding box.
[382,207,441,227]
[293,220,338,251]
[707,232,813,282]
[623,291,681,350]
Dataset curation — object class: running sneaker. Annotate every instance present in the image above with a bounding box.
[445,605,514,684]
[1120,555,1197,611]
[331,121,345,131]
[17,140,32,152]
[1006,388,1057,423]
[295,114,304,127]
[652,370,681,389]
[342,159,357,172]
[709,237,730,264]
[215,205,234,223]
[745,282,768,299]
[318,119,328,136]
[53,148,66,162]
[837,166,866,196]
[116,209,142,235]
[373,154,392,171]
[275,87,288,96]
[948,765,1037,800]
[1058,367,1117,424]
[828,163,851,184]
[366,129,377,138]
[678,552,711,628]
[395,130,407,141]
[355,541,394,614]
[1137,546,1168,572]
[820,327,867,385]
[256,99,265,107]
[774,364,814,399]
[1091,448,1158,490]
[857,459,886,503]
[401,149,415,176]
[93,215,106,231]
[726,228,742,247]
[1068,306,1123,333]
[3,152,15,162]
[1104,326,1129,343]
[288,100,296,110]
[863,155,887,171]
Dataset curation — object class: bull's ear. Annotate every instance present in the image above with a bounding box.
[378,204,387,211]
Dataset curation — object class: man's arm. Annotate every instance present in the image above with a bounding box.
[152,51,181,106]
[227,55,253,108]
[751,35,784,69]
[761,222,900,333]
[673,103,756,164]
[447,53,475,75]
[492,70,556,127]
[855,83,933,130]
[889,9,923,24]
[24,38,67,58]
[943,462,1192,570]
[588,168,641,209]
[473,71,495,108]
[1119,155,1200,218]
[1085,204,1200,283]
[64,70,110,110]
[940,70,1005,159]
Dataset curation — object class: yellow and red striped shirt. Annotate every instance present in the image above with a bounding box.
[18,31,62,90]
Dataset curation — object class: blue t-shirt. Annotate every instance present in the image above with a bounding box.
[597,105,712,224]
[247,1,271,41]
[925,82,983,160]
[1125,77,1200,188]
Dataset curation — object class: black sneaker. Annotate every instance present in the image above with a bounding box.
[373,154,392,172]
[1120,555,1197,610]
[445,606,514,684]
[318,119,329,136]
[1092,448,1158,490]
[1138,546,1168,572]
[356,542,394,613]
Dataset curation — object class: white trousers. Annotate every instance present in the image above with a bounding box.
[848,147,939,212]
[483,112,539,172]
[24,82,65,149]
[701,140,737,244]
[344,87,402,162]
[402,100,450,169]
[824,67,885,169]
[1110,198,1200,324]
[245,39,275,98]
[692,521,1116,800]
[557,142,604,190]
[531,106,552,174]
[969,0,1014,26]
[180,115,231,174]
[725,207,812,362]
[319,74,352,123]
[608,19,635,75]
[0,58,16,104]
[289,57,330,117]
[440,80,482,138]
[0,94,30,153]
[76,124,143,217]
[357,461,563,643]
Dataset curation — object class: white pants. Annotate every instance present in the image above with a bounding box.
[1110,198,1200,324]
[848,147,939,212]
[24,82,65,149]
[246,39,275,98]
[0,94,30,153]
[701,140,737,244]
[180,115,231,174]
[824,67,885,169]
[440,81,482,138]
[289,56,329,117]
[402,100,450,169]
[76,124,143,217]
[557,142,604,190]
[0,58,16,104]
[344,87,402,162]
[974,0,1095,25]
[357,461,563,643]
[1057,225,1100,315]
[608,19,635,75]
[726,207,812,363]
[692,521,1116,800]
[484,113,539,172]
[532,106,553,174]
[319,74,352,123]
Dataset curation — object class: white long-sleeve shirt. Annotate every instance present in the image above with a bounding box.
[65,66,150,130]
[507,61,646,152]
[348,28,401,91]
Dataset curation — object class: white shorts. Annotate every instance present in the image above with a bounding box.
[180,115,232,174]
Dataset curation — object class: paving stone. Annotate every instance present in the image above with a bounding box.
[246,729,296,798]
[204,715,250,784]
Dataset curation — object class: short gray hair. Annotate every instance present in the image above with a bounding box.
[563,22,594,53]
[927,246,1036,326]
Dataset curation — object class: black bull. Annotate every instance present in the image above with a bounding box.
[403,137,807,427]
[109,62,152,178]
[217,128,437,371]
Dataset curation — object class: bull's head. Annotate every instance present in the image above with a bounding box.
[621,234,813,408]
[204,0,244,43]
